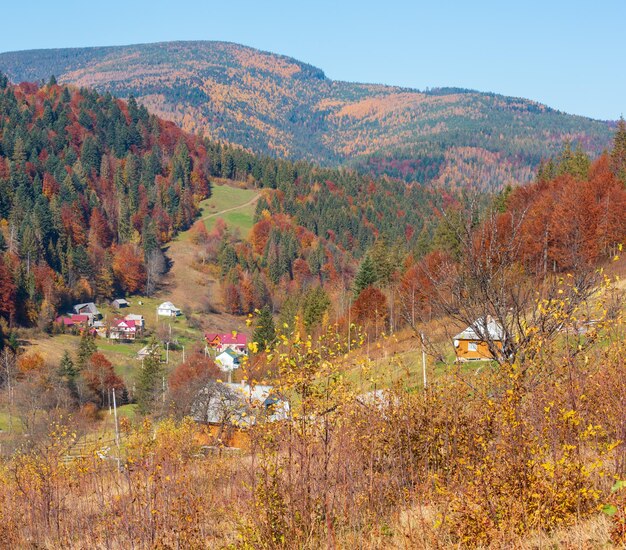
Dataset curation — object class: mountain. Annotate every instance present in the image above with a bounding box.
[0,41,615,190]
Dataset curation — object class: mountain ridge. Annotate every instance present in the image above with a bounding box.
[0,40,614,189]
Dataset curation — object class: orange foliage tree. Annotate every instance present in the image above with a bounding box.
[82,352,125,407]
[351,286,388,339]
[112,244,147,294]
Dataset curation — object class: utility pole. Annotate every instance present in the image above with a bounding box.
[112,388,120,449]
[421,332,427,389]
[347,306,351,353]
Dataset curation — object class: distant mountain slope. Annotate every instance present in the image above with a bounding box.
[0,41,614,189]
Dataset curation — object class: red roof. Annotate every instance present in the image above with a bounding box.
[55,316,74,326]
[112,319,137,329]
[205,333,247,345]
[71,314,89,323]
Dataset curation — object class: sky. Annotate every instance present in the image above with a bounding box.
[0,0,624,120]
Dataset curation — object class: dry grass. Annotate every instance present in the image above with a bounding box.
[372,506,614,549]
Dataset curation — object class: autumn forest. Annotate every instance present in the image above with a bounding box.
[1,38,626,549]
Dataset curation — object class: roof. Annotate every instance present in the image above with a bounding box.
[205,332,247,345]
[112,298,129,306]
[55,316,74,326]
[112,319,137,329]
[73,302,99,314]
[217,348,240,360]
[70,314,89,323]
[193,382,289,426]
[453,316,505,341]
[124,314,144,321]
[158,301,179,309]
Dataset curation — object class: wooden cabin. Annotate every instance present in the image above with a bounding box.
[453,316,505,362]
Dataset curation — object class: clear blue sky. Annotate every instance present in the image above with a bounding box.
[1,0,623,120]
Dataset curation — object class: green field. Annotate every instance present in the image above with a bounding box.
[196,184,258,237]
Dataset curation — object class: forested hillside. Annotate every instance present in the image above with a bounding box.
[0,75,212,327]
[0,75,452,332]
[0,41,614,190]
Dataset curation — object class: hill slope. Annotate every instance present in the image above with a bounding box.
[0,41,614,190]
[0,77,213,326]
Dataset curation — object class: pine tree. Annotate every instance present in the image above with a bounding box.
[302,287,330,329]
[611,117,626,183]
[353,254,378,295]
[253,305,276,349]
[557,142,590,180]
[58,350,78,401]
[370,240,394,288]
[76,331,97,371]
[135,340,165,415]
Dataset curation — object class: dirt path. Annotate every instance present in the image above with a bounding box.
[200,194,260,221]
[157,191,260,333]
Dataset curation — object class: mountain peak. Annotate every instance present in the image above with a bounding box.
[0,40,613,189]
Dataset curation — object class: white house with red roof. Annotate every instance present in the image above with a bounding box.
[124,313,145,330]
[109,319,139,341]
[205,332,248,355]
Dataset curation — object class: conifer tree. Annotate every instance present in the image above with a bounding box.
[611,117,626,183]
[76,331,97,371]
[302,287,330,329]
[353,254,377,295]
[58,350,78,400]
[371,240,394,288]
[135,339,165,415]
[253,305,276,349]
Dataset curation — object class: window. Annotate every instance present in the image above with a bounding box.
[468,342,478,352]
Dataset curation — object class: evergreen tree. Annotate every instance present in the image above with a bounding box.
[432,210,463,260]
[557,142,590,180]
[76,331,97,371]
[353,254,378,295]
[58,350,78,401]
[253,305,276,349]
[370,240,394,288]
[135,339,165,415]
[302,287,330,329]
[611,117,626,183]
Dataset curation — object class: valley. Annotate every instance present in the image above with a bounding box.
[0,33,626,548]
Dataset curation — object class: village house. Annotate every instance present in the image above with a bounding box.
[193,381,289,427]
[72,302,102,325]
[157,301,181,317]
[205,332,248,355]
[54,314,90,331]
[124,313,145,330]
[215,348,241,372]
[111,298,130,309]
[453,316,505,362]
[109,319,139,341]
